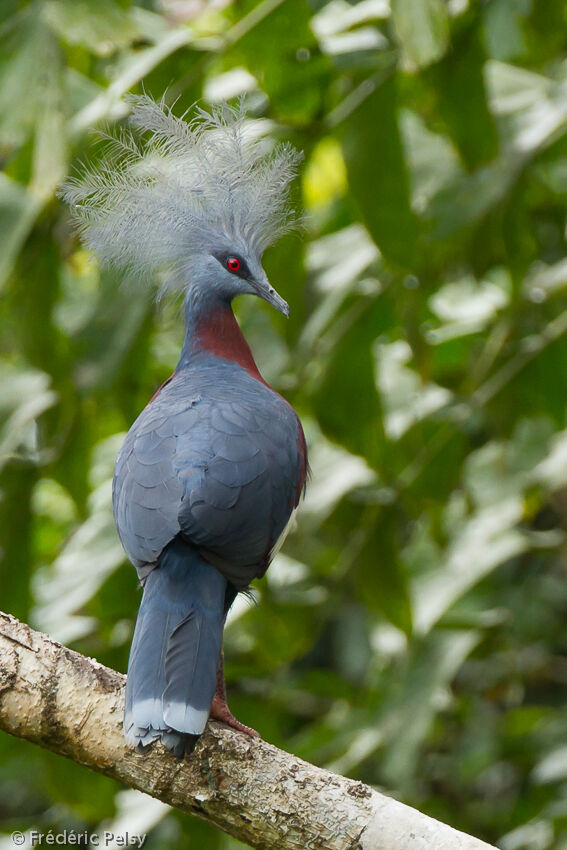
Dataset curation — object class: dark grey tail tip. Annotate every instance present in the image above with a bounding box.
[130,731,200,759]
[165,732,200,759]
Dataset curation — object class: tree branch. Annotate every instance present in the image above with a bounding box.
[0,612,497,850]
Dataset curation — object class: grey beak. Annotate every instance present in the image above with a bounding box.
[252,276,290,317]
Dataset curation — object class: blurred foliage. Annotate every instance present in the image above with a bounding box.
[2,0,567,848]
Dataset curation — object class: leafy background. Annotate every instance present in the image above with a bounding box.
[2,0,567,847]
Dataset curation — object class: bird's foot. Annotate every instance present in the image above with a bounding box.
[210,693,260,738]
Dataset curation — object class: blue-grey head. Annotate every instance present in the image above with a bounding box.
[59,96,302,317]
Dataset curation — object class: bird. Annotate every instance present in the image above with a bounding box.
[60,95,307,757]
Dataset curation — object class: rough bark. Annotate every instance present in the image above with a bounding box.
[0,612,497,850]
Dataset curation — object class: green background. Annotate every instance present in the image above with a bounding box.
[2,1,567,847]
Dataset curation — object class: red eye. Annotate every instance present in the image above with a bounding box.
[227,257,241,272]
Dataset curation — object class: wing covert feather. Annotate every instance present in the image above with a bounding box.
[113,366,306,583]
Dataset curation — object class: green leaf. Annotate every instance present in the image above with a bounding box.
[229,0,330,121]
[31,434,126,644]
[0,9,50,152]
[375,339,452,439]
[0,174,41,290]
[427,20,499,170]
[391,0,449,70]
[410,497,529,634]
[43,0,140,55]
[354,506,413,634]
[380,630,480,788]
[400,109,463,213]
[30,35,68,201]
[69,26,197,136]
[311,298,387,469]
[0,365,57,471]
[342,76,417,266]
[482,0,531,62]
[426,158,517,239]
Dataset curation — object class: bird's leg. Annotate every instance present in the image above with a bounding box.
[210,646,259,738]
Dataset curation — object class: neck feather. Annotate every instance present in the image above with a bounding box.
[180,300,265,383]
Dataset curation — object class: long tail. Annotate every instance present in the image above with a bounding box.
[124,537,231,757]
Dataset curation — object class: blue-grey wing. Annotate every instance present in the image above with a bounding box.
[113,385,305,586]
[113,400,192,577]
[176,396,303,586]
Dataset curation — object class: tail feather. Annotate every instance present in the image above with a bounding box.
[124,537,227,757]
